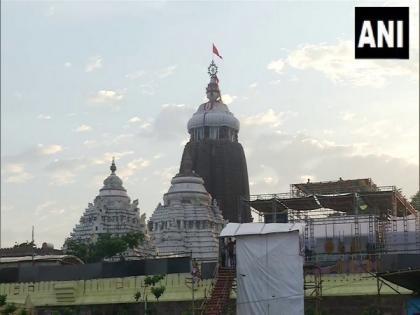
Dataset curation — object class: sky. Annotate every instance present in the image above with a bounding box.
[1,0,418,248]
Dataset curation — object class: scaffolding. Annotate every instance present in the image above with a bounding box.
[244,178,419,263]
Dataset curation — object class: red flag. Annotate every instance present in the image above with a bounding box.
[212,44,223,59]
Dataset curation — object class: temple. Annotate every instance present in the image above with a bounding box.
[179,61,252,223]
[149,156,224,261]
[66,159,153,258]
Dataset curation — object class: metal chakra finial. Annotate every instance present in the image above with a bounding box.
[208,60,218,78]
[110,157,117,174]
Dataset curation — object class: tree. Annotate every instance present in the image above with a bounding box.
[134,274,166,314]
[64,232,144,263]
[410,190,420,210]
[151,286,166,301]
[0,295,6,306]
[1,303,17,315]
[122,232,144,249]
[134,291,141,302]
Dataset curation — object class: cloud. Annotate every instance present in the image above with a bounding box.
[139,83,155,96]
[125,70,145,80]
[83,139,97,147]
[340,111,356,122]
[49,170,76,186]
[45,158,88,186]
[244,131,419,196]
[267,59,286,74]
[37,144,63,155]
[89,90,124,104]
[92,151,134,165]
[146,104,194,140]
[158,65,177,78]
[37,114,52,120]
[221,94,237,105]
[118,158,151,179]
[249,82,258,88]
[242,109,284,128]
[64,62,72,68]
[128,116,142,123]
[85,55,103,72]
[3,163,33,183]
[268,40,419,87]
[74,124,92,132]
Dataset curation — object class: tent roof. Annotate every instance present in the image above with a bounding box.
[220,223,303,237]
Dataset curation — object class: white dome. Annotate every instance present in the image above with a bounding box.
[98,161,128,197]
[167,175,208,195]
[187,101,240,132]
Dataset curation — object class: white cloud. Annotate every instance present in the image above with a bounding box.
[3,163,33,184]
[49,170,76,186]
[244,131,418,196]
[92,151,134,165]
[89,90,124,104]
[340,111,356,122]
[139,83,155,96]
[221,94,237,105]
[249,82,258,88]
[74,124,92,132]
[37,144,63,155]
[158,65,177,78]
[118,158,151,179]
[269,40,419,87]
[267,59,285,74]
[146,104,194,140]
[85,55,103,72]
[128,116,142,123]
[37,114,52,120]
[35,201,56,215]
[83,140,96,147]
[64,62,72,68]
[125,70,145,80]
[243,109,284,128]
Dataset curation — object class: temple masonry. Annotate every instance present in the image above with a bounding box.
[149,157,224,261]
[180,61,252,223]
[66,160,153,258]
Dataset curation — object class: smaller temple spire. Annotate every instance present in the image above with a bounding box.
[110,157,117,174]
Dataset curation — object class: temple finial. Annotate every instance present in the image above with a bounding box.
[206,61,221,102]
[110,157,117,174]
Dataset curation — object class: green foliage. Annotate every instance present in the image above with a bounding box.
[151,285,165,301]
[0,294,6,306]
[1,303,17,315]
[144,274,164,287]
[134,291,141,302]
[411,190,420,210]
[122,232,144,249]
[18,310,28,315]
[64,232,144,263]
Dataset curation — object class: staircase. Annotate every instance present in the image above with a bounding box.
[202,267,236,315]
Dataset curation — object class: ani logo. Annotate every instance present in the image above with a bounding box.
[355,7,409,59]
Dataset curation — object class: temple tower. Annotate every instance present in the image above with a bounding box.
[149,162,224,261]
[179,61,251,223]
[66,160,153,258]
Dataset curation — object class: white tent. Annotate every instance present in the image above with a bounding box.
[220,223,304,315]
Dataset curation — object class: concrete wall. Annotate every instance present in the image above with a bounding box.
[33,295,412,315]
